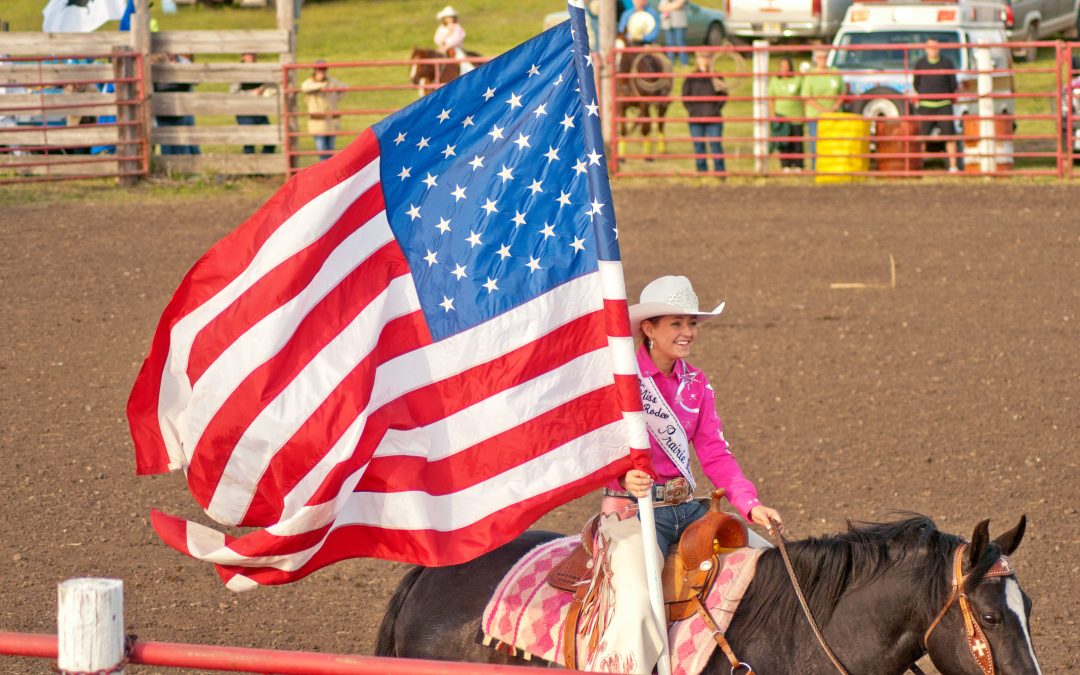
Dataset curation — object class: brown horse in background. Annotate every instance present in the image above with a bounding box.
[408,46,482,97]
[615,38,673,161]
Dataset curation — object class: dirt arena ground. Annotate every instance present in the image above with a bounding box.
[1,182,1077,673]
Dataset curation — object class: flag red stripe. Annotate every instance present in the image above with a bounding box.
[128,131,382,475]
[238,311,432,526]
[197,460,632,582]
[284,310,611,518]
[604,298,632,337]
[359,385,622,494]
[184,242,415,510]
[186,182,388,383]
[614,373,640,411]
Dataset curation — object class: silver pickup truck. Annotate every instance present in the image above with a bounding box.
[1002,0,1080,60]
[726,0,855,41]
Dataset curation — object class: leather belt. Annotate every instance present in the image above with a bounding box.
[602,477,692,506]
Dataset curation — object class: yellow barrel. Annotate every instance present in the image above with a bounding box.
[815,112,871,184]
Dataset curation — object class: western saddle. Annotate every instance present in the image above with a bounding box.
[547,490,752,672]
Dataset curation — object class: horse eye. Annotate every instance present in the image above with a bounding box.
[981,613,1001,626]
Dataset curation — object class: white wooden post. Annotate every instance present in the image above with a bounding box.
[277,0,298,171]
[57,578,125,674]
[975,44,996,173]
[599,0,616,145]
[752,40,770,174]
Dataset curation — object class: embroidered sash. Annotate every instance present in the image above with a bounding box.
[638,364,696,491]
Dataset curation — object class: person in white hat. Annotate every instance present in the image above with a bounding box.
[583,275,783,673]
[433,5,473,74]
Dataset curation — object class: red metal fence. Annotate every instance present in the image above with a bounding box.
[609,41,1079,179]
[282,56,489,174]
[0,630,562,674]
[0,50,147,184]
[5,43,1080,183]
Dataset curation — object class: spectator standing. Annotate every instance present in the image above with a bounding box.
[232,53,277,155]
[619,0,661,46]
[798,47,843,169]
[154,53,200,156]
[913,39,959,172]
[768,56,805,171]
[301,60,344,161]
[659,0,689,67]
[681,50,728,173]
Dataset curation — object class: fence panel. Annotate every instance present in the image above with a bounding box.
[282,56,489,173]
[609,41,1070,179]
[0,50,147,185]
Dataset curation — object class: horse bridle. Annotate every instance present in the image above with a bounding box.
[913,542,1015,675]
[770,525,1015,675]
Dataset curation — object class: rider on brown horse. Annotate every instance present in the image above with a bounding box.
[434,6,473,74]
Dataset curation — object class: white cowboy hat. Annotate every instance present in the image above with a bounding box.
[627,276,725,338]
[626,11,657,41]
[436,5,459,20]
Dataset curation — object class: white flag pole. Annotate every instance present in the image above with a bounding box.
[566,3,672,671]
[637,495,673,675]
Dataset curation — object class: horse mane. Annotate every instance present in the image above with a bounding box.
[734,514,1004,638]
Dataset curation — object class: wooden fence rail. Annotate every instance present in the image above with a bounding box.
[0,0,298,182]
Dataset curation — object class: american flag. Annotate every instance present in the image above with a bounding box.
[128,1,650,590]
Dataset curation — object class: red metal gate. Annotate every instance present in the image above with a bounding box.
[0,50,147,185]
[609,41,1074,179]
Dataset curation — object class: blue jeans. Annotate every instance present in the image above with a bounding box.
[315,134,335,161]
[157,115,200,156]
[689,121,725,172]
[237,115,276,154]
[807,119,818,170]
[666,27,688,65]
[647,499,708,556]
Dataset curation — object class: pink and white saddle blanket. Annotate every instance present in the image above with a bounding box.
[481,536,763,675]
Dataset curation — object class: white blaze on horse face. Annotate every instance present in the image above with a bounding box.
[409,61,417,83]
[1004,578,1043,675]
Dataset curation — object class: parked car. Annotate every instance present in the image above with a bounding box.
[726,0,855,42]
[1001,0,1080,61]
[830,0,1015,121]
[544,0,729,46]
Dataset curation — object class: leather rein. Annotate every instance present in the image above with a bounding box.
[767,524,1015,675]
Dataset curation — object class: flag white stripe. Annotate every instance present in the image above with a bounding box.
[156,160,381,464]
[609,336,637,374]
[598,260,627,300]
[206,274,419,524]
[181,213,395,463]
[178,421,628,570]
[622,410,651,449]
[376,348,616,461]
[208,272,606,526]
[344,420,629,530]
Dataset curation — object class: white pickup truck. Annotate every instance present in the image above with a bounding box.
[726,0,855,41]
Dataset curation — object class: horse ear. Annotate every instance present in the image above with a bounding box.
[992,515,1026,556]
[968,519,991,568]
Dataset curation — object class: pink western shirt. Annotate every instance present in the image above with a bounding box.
[615,344,761,520]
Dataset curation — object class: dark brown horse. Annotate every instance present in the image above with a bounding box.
[376,515,1042,674]
[408,46,482,97]
[615,39,673,161]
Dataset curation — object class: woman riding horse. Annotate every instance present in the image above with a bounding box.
[434,6,473,74]
[587,275,783,673]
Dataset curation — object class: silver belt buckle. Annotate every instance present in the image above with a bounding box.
[659,477,690,505]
